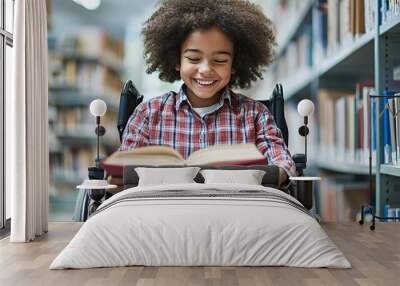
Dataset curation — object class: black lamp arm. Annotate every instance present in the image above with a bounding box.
[294,115,310,175]
[94,116,106,168]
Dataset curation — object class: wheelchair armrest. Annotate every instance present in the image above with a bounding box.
[291,153,313,210]
[292,153,306,176]
[282,181,313,210]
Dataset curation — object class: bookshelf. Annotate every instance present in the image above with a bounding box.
[264,0,400,216]
[49,85,119,110]
[275,0,314,56]
[48,29,123,220]
[282,30,375,100]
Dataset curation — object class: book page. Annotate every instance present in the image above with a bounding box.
[186,143,265,165]
[105,145,184,165]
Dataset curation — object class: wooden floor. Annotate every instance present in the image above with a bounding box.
[0,222,399,286]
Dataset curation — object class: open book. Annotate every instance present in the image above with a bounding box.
[101,143,266,177]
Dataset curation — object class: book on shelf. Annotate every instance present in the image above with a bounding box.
[313,1,328,64]
[380,0,400,23]
[354,0,366,35]
[356,82,375,163]
[383,96,392,164]
[101,143,267,177]
[382,90,400,165]
[363,0,375,32]
[327,0,340,54]
[339,0,353,45]
[335,95,347,161]
[318,89,350,159]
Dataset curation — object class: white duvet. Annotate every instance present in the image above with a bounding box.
[50,183,351,269]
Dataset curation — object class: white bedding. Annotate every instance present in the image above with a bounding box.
[50,183,351,269]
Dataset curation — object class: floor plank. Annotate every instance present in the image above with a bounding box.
[0,222,399,286]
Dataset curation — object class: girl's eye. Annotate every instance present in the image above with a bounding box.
[186,57,200,62]
[214,60,228,63]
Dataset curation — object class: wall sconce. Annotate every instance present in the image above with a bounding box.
[89,99,107,177]
[297,99,315,167]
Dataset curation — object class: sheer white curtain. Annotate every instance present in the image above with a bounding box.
[7,0,49,242]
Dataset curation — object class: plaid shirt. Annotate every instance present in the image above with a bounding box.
[119,85,296,177]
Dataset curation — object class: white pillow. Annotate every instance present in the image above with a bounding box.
[135,167,200,186]
[200,169,266,185]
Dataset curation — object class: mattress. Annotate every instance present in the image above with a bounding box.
[50,183,351,269]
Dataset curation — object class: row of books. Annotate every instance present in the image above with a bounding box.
[276,0,375,82]
[48,29,125,190]
[60,27,124,63]
[381,0,400,23]
[276,24,313,81]
[314,0,375,64]
[317,84,400,166]
[50,58,123,97]
[383,204,400,221]
[270,0,313,47]
[48,29,124,97]
[318,83,375,165]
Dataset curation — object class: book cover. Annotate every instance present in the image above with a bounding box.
[388,98,397,164]
[371,95,376,162]
[383,91,396,164]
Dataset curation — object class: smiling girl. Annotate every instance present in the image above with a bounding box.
[120,0,296,184]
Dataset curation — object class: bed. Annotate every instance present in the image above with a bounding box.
[50,180,351,269]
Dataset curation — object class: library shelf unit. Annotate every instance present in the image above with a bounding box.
[48,30,124,220]
[49,85,119,110]
[283,30,375,100]
[264,0,400,216]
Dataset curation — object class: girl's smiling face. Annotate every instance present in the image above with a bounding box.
[176,26,234,107]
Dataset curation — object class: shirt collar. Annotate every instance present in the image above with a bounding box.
[175,84,232,111]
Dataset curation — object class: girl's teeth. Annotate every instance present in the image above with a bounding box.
[196,79,215,86]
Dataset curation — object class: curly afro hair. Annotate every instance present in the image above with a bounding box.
[142,0,276,89]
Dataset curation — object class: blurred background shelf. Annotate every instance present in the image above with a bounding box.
[49,88,119,111]
[282,31,374,100]
[317,31,374,78]
[55,129,118,147]
[313,159,375,175]
[282,67,317,100]
[380,164,400,177]
[58,51,124,74]
[379,15,400,35]
[276,0,314,56]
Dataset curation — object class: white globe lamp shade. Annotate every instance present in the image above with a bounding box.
[90,99,107,117]
[297,99,315,117]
